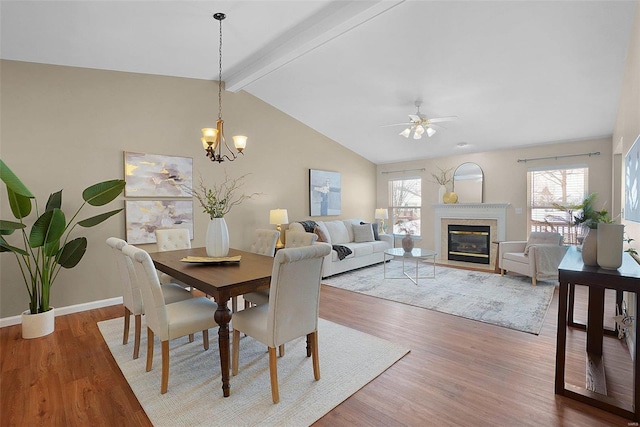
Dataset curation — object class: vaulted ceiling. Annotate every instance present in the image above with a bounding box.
[1,1,636,164]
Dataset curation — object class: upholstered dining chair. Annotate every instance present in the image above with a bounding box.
[239,229,280,311]
[231,244,331,403]
[122,244,219,394]
[155,228,192,290]
[106,237,193,359]
[243,230,318,308]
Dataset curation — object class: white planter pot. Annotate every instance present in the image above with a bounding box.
[597,223,624,270]
[206,217,229,257]
[21,307,55,339]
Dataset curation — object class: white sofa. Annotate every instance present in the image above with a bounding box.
[289,219,393,278]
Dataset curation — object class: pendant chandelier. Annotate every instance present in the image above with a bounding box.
[201,13,247,163]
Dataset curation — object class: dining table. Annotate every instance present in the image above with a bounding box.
[149,247,274,397]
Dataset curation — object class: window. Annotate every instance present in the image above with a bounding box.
[389,178,421,236]
[527,166,588,244]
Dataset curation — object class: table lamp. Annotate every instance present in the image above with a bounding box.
[375,208,388,233]
[269,208,289,248]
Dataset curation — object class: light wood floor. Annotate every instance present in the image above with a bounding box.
[0,278,633,426]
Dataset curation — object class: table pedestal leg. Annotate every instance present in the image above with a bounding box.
[214,298,232,397]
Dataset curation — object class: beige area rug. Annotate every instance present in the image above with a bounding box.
[98,317,409,426]
[324,261,557,335]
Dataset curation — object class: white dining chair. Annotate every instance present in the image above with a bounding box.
[239,229,280,312]
[122,244,219,394]
[155,228,192,290]
[231,244,330,403]
[106,237,193,359]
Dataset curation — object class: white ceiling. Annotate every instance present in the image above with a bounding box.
[1,1,636,165]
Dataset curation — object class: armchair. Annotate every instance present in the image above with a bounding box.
[499,232,567,286]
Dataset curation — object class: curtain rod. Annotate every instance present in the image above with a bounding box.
[381,168,426,175]
[517,152,600,163]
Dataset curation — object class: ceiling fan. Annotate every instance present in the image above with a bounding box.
[385,101,458,140]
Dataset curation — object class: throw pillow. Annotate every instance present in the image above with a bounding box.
[524,232,562,255]
[314,226,329,243]
[360,221,380,240]
[324,220,350,244]
[353,223,375,243]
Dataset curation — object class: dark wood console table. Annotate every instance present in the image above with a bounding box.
[556,246,640,420]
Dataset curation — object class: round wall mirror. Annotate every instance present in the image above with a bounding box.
[453,162,483,203]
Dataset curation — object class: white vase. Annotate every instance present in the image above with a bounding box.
[438,184,447,203]
[597,223,624,270]
[581,228,598,266]
[206,217,229,257]
[21,307,55,339]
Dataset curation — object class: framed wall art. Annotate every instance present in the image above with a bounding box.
[124,152,193,197]
[625,134,640,223]
[125,200,194,244]
[309,169,341,216]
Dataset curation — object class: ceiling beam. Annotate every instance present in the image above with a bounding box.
[225,0,405,93]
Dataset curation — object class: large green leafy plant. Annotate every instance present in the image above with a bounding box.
[0,159,125,314]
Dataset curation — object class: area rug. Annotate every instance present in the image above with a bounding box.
[98,317,409,427]
[323,261,556,335]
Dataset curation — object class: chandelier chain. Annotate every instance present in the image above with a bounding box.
[217,16,223,121]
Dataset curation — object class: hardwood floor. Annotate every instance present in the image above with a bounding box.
[0,280,633,426]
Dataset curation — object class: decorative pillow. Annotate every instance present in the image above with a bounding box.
[353,223,375,243]
[324,220,350,244]
[313,226,329,243]
[360,221,379,240]
[524,232,562,255]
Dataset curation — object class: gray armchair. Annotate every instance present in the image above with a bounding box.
[499,232,568,286]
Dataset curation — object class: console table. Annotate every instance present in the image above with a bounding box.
[555,246,640,420]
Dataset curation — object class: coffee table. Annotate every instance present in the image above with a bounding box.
[384,248,437,285]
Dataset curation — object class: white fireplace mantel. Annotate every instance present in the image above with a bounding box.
[433,203,510,257]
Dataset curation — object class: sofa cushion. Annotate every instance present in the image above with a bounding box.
[371,240,389,253]
[341,242,373,258]
[360,221,380,240]
[524,232,562,255]
[353,223,375,243]
[325,220,350,244]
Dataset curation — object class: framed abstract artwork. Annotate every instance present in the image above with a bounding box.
[124,152,193,198]
[309,169,341,216]
[625,134,640,223]
[125,200,194,244]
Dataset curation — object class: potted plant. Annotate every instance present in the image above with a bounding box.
[184,172,260,257]
[0,159,125,338]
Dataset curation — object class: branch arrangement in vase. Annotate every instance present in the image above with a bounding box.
[430,167,454,186]
[184,171,261,219]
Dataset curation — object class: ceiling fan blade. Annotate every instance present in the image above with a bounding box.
[408,114,421,122]
[428,116,458,123]
[381,122,412,127]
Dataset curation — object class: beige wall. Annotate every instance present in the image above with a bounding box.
[0,60,376,318]
[377,138,613,249]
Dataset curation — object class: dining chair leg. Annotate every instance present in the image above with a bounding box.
[279,344,285,357]
[161,340,170,394]
[202,329,209,350]
[146,328,155,372]
[123,307,131,345]
[188,333,194,343]
[310,331,320,381]
[231,329,240,376]
[133,314,142,359]
[268,347,280,403]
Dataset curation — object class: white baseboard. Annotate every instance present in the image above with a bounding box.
[0,297,123,328]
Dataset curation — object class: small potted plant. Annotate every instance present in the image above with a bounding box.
[0,159,125,338]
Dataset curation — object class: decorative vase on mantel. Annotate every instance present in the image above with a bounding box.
[206,217,229,257]
[438,184,447,203]
[21,307,55,339]
[597,223,624,270]
[581,228,598,266]
[402,234,414,253]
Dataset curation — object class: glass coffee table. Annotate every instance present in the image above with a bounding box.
[384,248,437,285]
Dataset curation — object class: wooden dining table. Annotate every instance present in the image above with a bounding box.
[149,247,274,397]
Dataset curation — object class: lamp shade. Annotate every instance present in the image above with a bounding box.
[269,209,289,225]
[375,208,388,220]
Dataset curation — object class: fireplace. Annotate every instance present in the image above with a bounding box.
[447,224,490,264]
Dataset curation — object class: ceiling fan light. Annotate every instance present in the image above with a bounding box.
[426,127,436,137]
[399,128,411,138]
[414,125,424,139]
